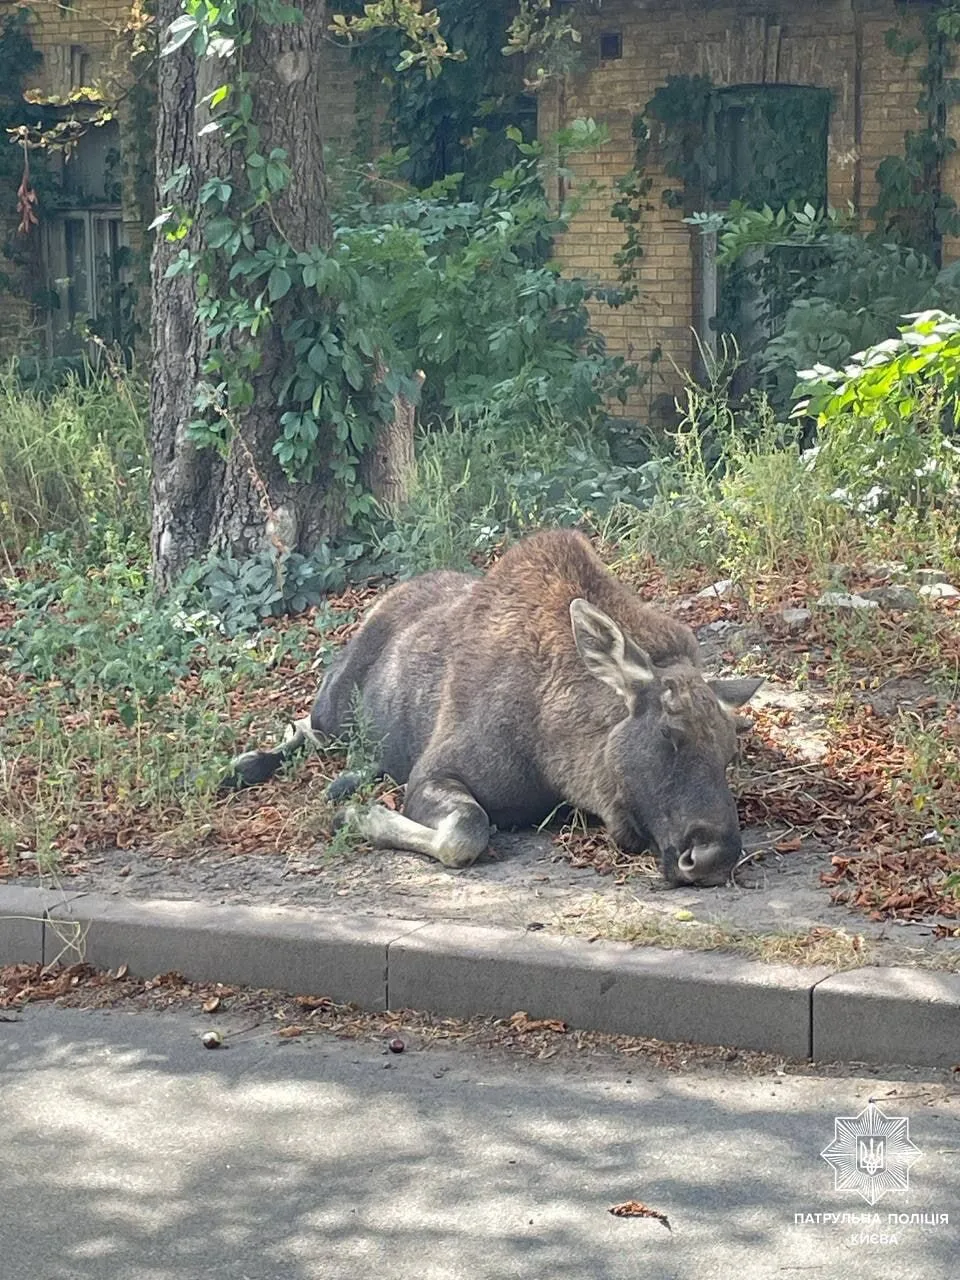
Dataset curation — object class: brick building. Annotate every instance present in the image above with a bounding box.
[542,0,935,415]
[3,0,947,409]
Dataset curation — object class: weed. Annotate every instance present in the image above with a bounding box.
[0,364,148,568]
[564,897,869,968]
[0,541,329,870]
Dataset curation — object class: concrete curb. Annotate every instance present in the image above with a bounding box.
[1,888,958,1069]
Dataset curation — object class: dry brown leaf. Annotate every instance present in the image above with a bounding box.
[295,995,333,1010]
[609,1200,671,1230]
[202,996,221,1013]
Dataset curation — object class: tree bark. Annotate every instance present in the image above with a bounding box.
[149,0,217,590]
[360,367,423,511]
[149,0,340,591]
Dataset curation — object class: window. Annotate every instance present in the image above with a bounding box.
[694,85,832,379]
[713,85,830,209]
[44,211,130,355]
[41,121,130,354]
[599,32,622,61]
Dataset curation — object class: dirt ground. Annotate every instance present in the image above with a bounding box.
[6,559,960,972]
[16,615,960,973]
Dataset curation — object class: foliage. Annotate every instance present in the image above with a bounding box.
[330,0,464,79]
[0,534,330,866]
[374,411,661,572]
[794,309,960,514]
[351,0,536,196]
[502,0,584,89]
[0,364,149,570]
[610,116,655,303]
[6,539,208,701]
[334,124,633,431]
[643,77,829,212]
[689,203,960,404]
[191,541,364,635]
[158,0,633,506]
[618,339,855,577]
[873,3,960,261]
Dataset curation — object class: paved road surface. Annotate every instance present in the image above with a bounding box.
[1,1006,957,1279]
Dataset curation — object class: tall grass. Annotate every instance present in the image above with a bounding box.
[619,346,859,579]
[0,364,149,569]
[381,410,656,570]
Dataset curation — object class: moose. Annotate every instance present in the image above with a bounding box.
[229,529,762,886]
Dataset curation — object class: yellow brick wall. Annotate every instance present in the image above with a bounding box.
[546,0,928,420]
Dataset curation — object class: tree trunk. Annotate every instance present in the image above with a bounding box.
[149,0,340,592]
[360,366,423,510]
[149,0,216,590]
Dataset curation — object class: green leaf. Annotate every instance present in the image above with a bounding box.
[205,216,236,248]
[268,267,292,301]
[161,13,199,56]
[307,343,327,375]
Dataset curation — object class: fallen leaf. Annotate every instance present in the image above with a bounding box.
[774,835,803,853]
[509,1011,567,1034]
[609,1200,671,1230]
[277,1025,304,1038]
[202,996,221,1014]
[295,995,333,1010]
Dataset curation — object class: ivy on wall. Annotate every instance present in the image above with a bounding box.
[874,1,960,263]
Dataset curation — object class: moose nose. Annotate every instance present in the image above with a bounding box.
[675,839,737,887]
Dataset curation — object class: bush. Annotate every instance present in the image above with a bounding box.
[692,204,960,406]
[331,125,640,439]
[794,309,960,515]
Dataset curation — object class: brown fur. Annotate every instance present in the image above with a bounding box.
[231,529,761,886]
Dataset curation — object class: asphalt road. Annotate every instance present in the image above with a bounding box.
[1,1006,957,1280]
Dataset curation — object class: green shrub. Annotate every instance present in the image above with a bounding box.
[330,126,639,443]
[691,204,960,406]
[794,309,960,515]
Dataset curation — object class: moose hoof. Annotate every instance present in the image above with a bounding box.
[326,771,365,802]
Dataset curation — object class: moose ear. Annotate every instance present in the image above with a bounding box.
[709,676,764,713]
[570,598,655,702]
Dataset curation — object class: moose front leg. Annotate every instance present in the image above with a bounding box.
[353,775,491,869]
[604,802,653,856]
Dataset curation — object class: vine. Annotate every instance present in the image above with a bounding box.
[874,2,960,262]
[348,1,538,198]
[609,115,653,302]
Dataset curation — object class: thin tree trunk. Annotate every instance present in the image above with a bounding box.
[149,0,218,591]
[360,366,423,510]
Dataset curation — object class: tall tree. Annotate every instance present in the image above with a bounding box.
[150,0,337,591]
